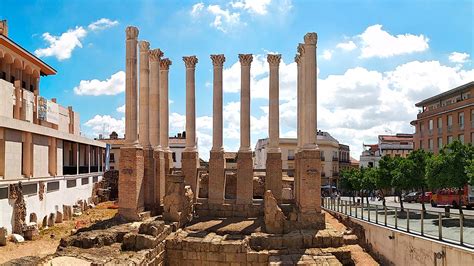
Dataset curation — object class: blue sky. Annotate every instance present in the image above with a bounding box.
[1,0,473,159]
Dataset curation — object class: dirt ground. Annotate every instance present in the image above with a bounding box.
[0,201,118,264]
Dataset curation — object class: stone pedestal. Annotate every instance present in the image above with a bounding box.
[295,149,325,229]
[153,149,165,213]
[265,152,282,201]
[208,151,225,204]
[163,174,193,228]
[118,146,145,221]
[143,148,155,211]
[236,151,253,205]
[181,151,198,196]
[164,150,173,173]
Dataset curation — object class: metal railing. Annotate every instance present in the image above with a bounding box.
[322,198,474,249]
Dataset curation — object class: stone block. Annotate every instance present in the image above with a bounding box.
[47,213,56,227]
[209,151,225,204]
[264,190,286,234]
[0,227,7,246]
[343,234,358,245]
[55,211,63,223]
[12,234,24,243]
[295,150,321,212]
[266,152,282,201]
[236,151,253,204]
[181,151,199,196]
[118,146,145,221]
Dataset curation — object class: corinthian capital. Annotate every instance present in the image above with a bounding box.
[160,58,172,70]
[149,49,164,62]
[297,43,305,55]
[139,41,150,51]
[267,54,281,66]
[239,54,253,66]
[183,56,198,68]
[126,26,139,40]
[210,54,226,67]
[304,32,318,45]
[294,54,301,64]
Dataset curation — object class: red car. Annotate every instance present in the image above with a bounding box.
[417,192,432,203]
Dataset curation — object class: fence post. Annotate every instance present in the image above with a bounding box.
[407,209,410,232]
[350,201,352,216]
[460,214,464,245]
[421,210,424,236]
[384,206,387,226]
[368,202,371,222]
[361,200,364,220]
[375,205,378,224]
[355,203,358,218]
[438,213,442,240]
[395,208,398,229]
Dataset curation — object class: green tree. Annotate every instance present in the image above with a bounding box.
[406,149,432,212]
[340,169,356,202]
[375,156,397,207]
[361,167,378,208]
[465,159,474,185]
[391,157,416,212]
[426,140,474,214]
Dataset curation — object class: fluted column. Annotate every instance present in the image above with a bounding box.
[267,54,281,152]
[183,56,198,152]
[149,49,163,149]
[160,59,172,152]
[239,54,253,152]
[303,33,318,149]
[296,45,304,149]
[211,54,225,152]
[125,26,139,145]
[237,54,254,205]
[139,41,151,148]
[209,54,226,204]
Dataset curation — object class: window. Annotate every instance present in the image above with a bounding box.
[287,150,295,160]
[110,153,115,163]
[419,122,423,133]
[459,134,465,144]
[81,177,89,185]
[459,112,465,129]
[447,115,453,126]
[448,136,453,144]
[429,119,433,130]
[471,110,474,128]
[428,139,433,151]
[0,187,8,199]
[67,179,77,188]
[419,140,423,149]
[23,183,38,195]
[437,117,442,129]
[172,152,176,162]
[438,137,443,150]
[93,176,99,183]
[321,151,325,161]
[47,181,60,192]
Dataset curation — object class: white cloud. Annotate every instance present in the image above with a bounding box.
[449,52,470,64]
[321,49,333,60]
[358,24,429,58]
[207,5,241,33]
[84,115,125,137]
[336,40,357,51]
[231,0,272,15]
[34,27,87,60]
[88,18,119,31]
[191,2,205,17]
[35,18,118,60]
[116,104,125,113]
[73,71,125,96]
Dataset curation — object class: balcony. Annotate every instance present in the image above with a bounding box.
[332,156,338,161]
[321,156,326,161]
[287,155,295,161]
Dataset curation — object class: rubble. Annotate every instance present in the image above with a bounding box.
[264,190,286,234]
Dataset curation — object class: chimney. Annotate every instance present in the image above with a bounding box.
[0,20,8,37]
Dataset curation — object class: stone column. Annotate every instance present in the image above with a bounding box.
[181,56,199,196]
[139,41,151,148]
[13,80,21,120]
[265,54,282,201]
[87,145,91,173]
[296,45,304,149]
[294,33,324,230]
[236,54,253,205]
[150,49,165,211]
[160,58,173,176]
[119,26,145,221]
[22,132,32,177]
[125,26,139,145]
[209,54,226,204]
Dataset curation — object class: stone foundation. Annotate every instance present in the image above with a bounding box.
[236,151,253,205]
[181,151,199,196]
[194,201,263,218]
[208,150,225,204]
[265,152,282,201]
[118,146,145,221]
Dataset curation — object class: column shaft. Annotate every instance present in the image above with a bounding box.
[211,54,225,151]
[183,56,198,151]
[125,27,139,144]
[239,54,253,152]
[149,49,162,148]
[267,54,281,152]
[303,34,317,149]
[139,41,151,147]
[160,59,172,151]
[296,47,304,149]
[49,137,57,176]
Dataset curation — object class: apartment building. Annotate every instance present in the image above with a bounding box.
[254,131,350,188]
[359,134,413,168]
[0,21,106,233]
[411,81,474,153]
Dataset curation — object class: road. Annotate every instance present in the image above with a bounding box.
[339,196,474,216]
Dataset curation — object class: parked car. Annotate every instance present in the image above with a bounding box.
[417,192,432,203]
[402,192,421,203]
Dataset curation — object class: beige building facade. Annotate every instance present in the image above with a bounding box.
[359,133,413,168]
[0,21,106,233]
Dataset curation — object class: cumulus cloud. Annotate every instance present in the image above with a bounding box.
[88,18,119,31]
[207,5,241,33]
[34,27,87,60]
[84,115,125,137]
[449,52,470,64]
[231,0,272,15]
[190,2,205,16]
[336,40,357,51]
[73,71,125,96]
[321,50,333,60]
[35,18,118,60]
[358,24,429,58]
[116,104,125,113]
